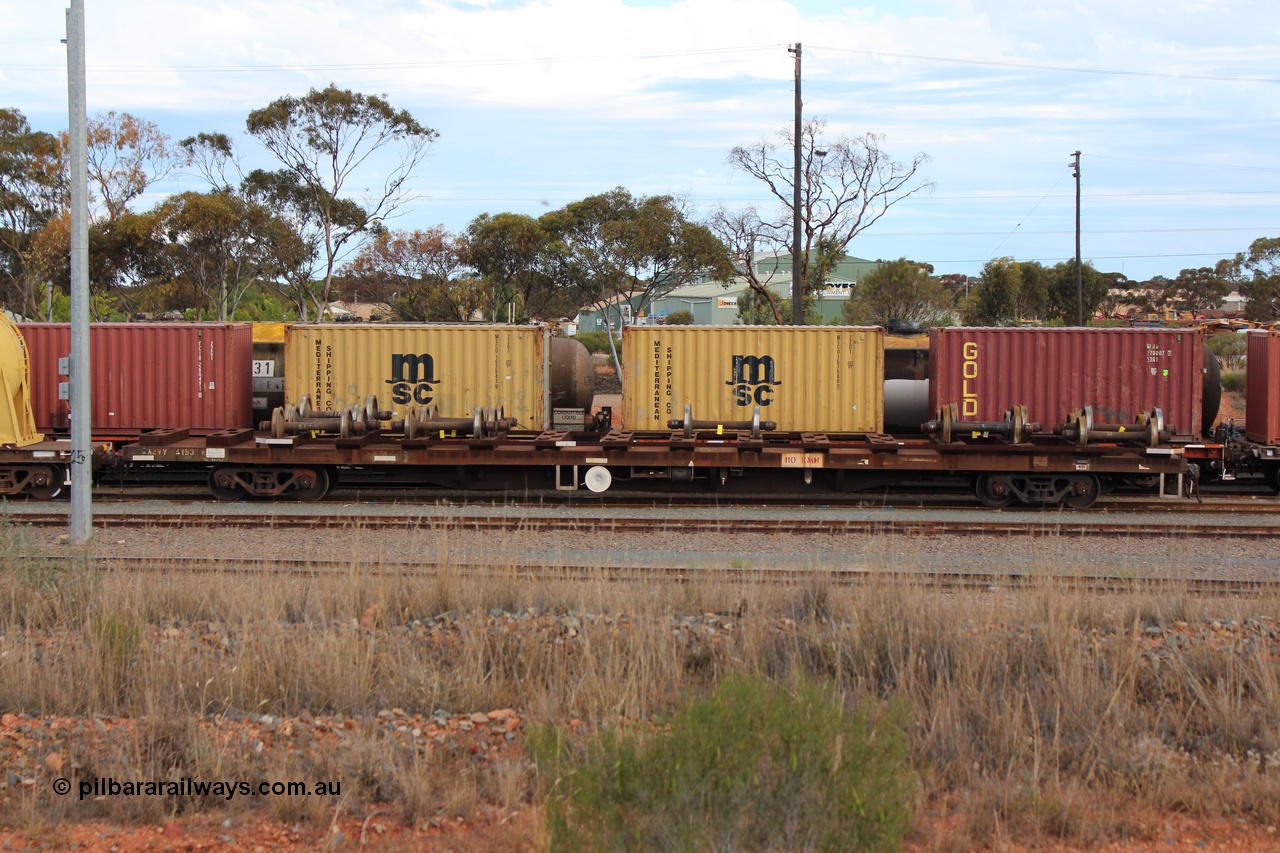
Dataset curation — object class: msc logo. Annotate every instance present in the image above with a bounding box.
[725,354,781,406]
[386,353,439,405]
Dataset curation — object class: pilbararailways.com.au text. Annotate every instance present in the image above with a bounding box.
[68,777,341,801]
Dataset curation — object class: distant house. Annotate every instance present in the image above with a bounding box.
[1222,291,1247,316]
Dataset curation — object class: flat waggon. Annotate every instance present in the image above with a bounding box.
[2,318,1273,508]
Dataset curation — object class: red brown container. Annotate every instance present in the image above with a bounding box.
[19,323,254,434]
[929,327,1204,439]
[1245,330,1280,445]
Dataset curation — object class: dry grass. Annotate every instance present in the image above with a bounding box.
[0,516,1277,847]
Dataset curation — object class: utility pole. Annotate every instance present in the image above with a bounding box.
[65,0,92,544]
[788,43,803,326]
[1070,150,1082,326]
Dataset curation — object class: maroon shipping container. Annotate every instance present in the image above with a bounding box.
[929,327,1204,440]
[1245,330,1280,445]
[19,323,254,434]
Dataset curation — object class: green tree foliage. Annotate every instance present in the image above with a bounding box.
[962,258,1022,325]
[245,85,438,318]
[544,188,731,317]
[715,118,931,325]
[1015,260,1049,320]
[1045,259,1109,323]
[1162,266,1229,315]
[343,227,478,322]
[1207,333,1246,371]
[239,169,324,320]
[1235,236,1280,322]
[842,257,952,326]
[960,258,1110,325]
[541,188,733,375]
[0,108,64,318]
[156,190,289,320]
[735,285,827,325]
[88,210,168,316]
[662,309,694,325]
[466,212,568,322]
[530,673,913,853]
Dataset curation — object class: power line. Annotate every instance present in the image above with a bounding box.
[869,226,1280,237]
[931,251,1243,264]
[809,44,1280,85]
[987,171,1069,259]
[0,44,781,73]
[409,189,1280,205]
[1089,153,1280,174]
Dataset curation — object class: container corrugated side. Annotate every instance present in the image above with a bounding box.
[20,323,254,433]
[928,327,1203,439]
[621,326,884,433]
[1245,330,1280,445]
[284,325,550,429]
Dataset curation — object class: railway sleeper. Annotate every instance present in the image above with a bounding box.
[975,472,1101,509]
[208,464,332,502]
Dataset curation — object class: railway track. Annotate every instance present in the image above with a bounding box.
[23,482,1280,513]
[15,553,1280,598]
[7,509,1280,538]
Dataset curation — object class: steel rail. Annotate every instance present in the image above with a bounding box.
[18,554,1279,598]
[18,489,1280,514]
[7,510,1280,538]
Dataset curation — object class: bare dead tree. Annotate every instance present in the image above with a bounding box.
[717,118,932,321]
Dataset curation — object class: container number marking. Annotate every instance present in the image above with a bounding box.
[781,453,824,468]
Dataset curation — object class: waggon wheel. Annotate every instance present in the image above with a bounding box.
[1063,474,1101,509]
[975,473,1014,508]
[208,466,244,502]
[26,465,65,501]
[291,467,331,502]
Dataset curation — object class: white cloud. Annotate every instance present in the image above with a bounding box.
[2,0,1276,277]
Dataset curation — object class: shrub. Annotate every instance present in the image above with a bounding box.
[572,332,616,354]
[530,672,914,853]
[1207,334,1247,371]
[1221,370,1245,393]
[662,310,695,326]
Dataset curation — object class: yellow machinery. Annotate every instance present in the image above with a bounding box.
[0,313,43,447]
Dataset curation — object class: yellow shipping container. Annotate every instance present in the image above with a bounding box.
[285,325,552,429]
[251,321,289,343]
[621,326,884,433]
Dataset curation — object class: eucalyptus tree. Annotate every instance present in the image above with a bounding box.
[245,85,438,318]
[0,108,64,317]
[541,188,732,377]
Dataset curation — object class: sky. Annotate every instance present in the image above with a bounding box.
[3,0,1278,282]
